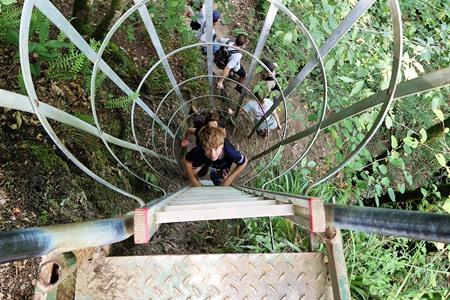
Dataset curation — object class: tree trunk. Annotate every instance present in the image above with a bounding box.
[92,0,123,41]
[363,171,450,206]
[363,115,450,174]
[72,0,91,35]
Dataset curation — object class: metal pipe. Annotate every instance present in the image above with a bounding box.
[134,0,187,113]
[326,205,450,244]
[34,0,172,136]
[0,216,133,264]
[249,0,376,136]
[205,0,215,107]
[234,2,279,116]
[250,67,450,161]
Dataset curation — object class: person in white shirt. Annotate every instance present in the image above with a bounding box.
[192,5,220,55]
[242,94,282,138]
[216,34,247,93]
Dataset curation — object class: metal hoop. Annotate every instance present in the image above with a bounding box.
[20,0,145,207]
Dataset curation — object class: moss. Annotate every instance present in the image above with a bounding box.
[28,144,69,173]
[107,118,122,138]
[74,113,95,126]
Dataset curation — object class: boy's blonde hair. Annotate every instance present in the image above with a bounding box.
[198,126,226,149]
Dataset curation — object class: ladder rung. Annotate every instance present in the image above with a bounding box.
[185,187,238,192]
[179,192,245,196]
[180,191,245,196]
[164,200,278,211]
[169,197,266,205]
[156,204,294,223]
[173,195,253,201]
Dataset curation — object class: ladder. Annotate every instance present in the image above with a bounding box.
[133,186,326,243]
[28,186,350,299]
[73,186,348,299]
[7,186,448,299]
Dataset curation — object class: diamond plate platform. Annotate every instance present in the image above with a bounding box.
[75,253,332,299]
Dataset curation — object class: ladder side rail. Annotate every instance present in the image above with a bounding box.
[326,204,450,244]
[0,188,188,264]
[0,216,133,264]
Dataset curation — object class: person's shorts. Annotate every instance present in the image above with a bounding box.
[193,165,209,177]
[256,115,277,130]
[210,168,229,186]
[231,65,246,78]
[201,45,220,56]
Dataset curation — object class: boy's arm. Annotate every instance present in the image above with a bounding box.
[182,157,202,187]
[217,67,231,90]
[182,128,196,147]
[184,127,196,138]
[273,111,282,129]
[222,157,247,186]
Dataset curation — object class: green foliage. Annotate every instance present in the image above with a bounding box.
[48,39,109,95]
[0,4,20,41]
[28,144,69,173]
[0,5,71,77]
[105,92,139,110]
[48,44,87,80]
[347,233,450,299]
[226,217,309,253]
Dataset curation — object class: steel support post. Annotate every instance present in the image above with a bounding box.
[0,90,175,162]
[326,228,351,300]
[250,67,450,161]
[33,252,77,300]
[234,3,279,117]
[134,0,187,113]
[205,0,215,107]
[250,0,376,136]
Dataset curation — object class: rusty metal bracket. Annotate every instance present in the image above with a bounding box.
[33,252,77,300]
[134,207,150,244]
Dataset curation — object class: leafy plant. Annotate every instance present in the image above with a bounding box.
[105,92,139,110]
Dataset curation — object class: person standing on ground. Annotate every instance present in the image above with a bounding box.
[188,4,221,55]
[181,111,225,147]
[241,93,282,138]
[215,34,247,93]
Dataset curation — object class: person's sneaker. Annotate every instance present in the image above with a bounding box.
[235,85,243,94]
[209,169,223,186]
[190,104,199,115]
[220,88,229,98]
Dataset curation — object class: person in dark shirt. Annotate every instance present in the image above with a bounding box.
[183,126,247,186]
[181,111,225,147]
[261,57,280,92]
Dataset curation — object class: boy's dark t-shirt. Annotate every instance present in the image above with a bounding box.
[185,140,246,170]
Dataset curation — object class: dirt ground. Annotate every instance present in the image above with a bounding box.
[0,0,336,298]
[0,0,262,298]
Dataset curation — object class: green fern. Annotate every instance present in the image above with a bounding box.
[0,5,21,41]
[48,44,87,80]
[47,39,106,80]
[17,72,26,94]
[105,92,139,110]
[84,71,107,95]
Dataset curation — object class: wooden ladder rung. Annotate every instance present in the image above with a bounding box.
[156,204,294,223]
[164,200,278,211]
[169,197,265,205]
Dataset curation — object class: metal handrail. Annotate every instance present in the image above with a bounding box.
[2,187,449,264]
